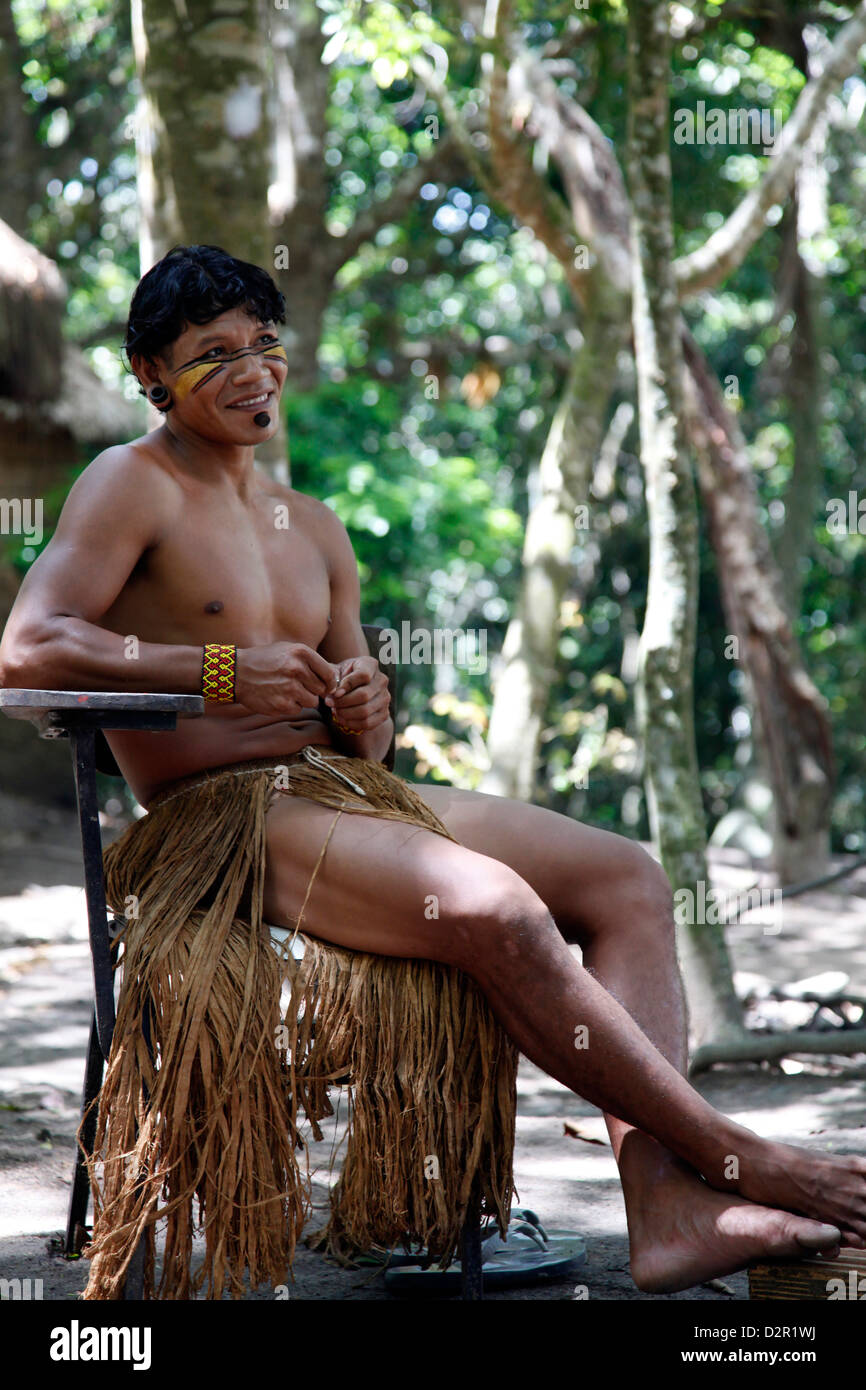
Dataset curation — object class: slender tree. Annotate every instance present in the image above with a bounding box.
[625,0,744,1046]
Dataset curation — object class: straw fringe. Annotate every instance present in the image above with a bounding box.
[81,748,518,1299]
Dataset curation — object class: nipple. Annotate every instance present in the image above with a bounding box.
[204,600,224,615]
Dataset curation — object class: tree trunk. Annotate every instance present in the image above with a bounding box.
[132,0,272,267]
[778,241,821,622]
[132,0,465,482]
[481,284,626,797]
[439,9,844,1031]
[754,12,826,623]
[131,0,291,473]
[498,21,837,885]
[671,0,866,295]
[0,4,40,237]
[266,0,333,398]
[681,331,835,883]
[479,7,632,798]
[626,0,744,1048]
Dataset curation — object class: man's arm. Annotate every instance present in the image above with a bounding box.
[0,451,337,716]
[315,504,394,764]
[0,447,205,693]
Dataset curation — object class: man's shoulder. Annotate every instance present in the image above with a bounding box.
[81,435,183,496]
[257,478,348,539]
[56,438,182,548]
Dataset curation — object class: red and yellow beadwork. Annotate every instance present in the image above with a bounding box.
[201,644,237,703]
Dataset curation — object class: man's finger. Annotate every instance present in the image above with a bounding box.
[330,680,387,710]
[332,695,390,724]
[298,646,339,692]
[297,685,327,710]
[329,667,373,699]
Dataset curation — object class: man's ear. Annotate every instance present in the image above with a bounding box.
[130,352,165,395]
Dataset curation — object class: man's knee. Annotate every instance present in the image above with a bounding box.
[581,840,674,944]
[635,841,673,895]
[437,859,552,971]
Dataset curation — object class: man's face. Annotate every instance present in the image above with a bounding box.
[149,304,288,441]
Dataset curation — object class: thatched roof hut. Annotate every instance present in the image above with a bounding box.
[0,218,144,523]
[0,221,145,804]
[0,218,66,402]
[0,216,142,454]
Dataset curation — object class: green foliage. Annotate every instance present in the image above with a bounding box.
[12,0,139,341]
[8,0,865,850]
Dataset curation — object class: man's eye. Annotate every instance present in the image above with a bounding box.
[204,346,226,358]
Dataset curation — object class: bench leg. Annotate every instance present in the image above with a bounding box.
[65,1009,105,1257]
[459,1195,484,1300]
[70,726,116,1061]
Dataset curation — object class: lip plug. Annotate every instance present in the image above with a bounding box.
[254,412,270,427]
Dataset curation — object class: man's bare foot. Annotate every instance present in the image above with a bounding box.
[627,1162,842,1295]
[702,1131,866,1250]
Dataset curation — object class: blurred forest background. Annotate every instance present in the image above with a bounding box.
[1,0,865,1049]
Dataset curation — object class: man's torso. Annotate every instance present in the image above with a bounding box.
[101,434,337,806]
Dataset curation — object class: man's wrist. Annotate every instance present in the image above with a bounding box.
[201,643,237,703]
[321,700,392,758]
[349,714,394,763]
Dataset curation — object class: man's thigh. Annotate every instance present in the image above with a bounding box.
[262,792,544,962]
[407,780,663,943]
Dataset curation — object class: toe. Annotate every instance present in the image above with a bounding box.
[794,1221,842,1252]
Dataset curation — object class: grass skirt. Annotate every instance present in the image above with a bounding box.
[81,745,518,1299]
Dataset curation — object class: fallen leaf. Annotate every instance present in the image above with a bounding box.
[563,1120,608,1146]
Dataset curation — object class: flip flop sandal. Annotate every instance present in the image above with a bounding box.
[351,1210,537,1270]
[381,1208,586,1294]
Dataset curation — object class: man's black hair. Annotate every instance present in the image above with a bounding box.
[123,244,286,387]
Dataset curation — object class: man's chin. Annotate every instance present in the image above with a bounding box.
[188,413,278,444]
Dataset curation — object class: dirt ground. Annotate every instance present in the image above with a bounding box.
[1,786,864,1302]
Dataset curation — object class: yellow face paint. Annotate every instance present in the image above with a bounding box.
[171,340,288,402]
[172,360,222,401]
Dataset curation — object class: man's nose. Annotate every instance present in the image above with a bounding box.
[227,348,271,384]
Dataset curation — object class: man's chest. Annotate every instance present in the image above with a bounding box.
[122,495,332,648]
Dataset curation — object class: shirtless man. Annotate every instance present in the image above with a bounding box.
[1,244,863,1294]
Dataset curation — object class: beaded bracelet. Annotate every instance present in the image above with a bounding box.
[331,714,361,735]
[201,643,236,703]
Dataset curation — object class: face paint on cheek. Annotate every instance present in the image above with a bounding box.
[172,360,226,402]
[171,340,288,402]
[262,344,288,368]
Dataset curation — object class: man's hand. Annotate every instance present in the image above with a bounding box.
[234,642,338,716]
[324,655,391,733]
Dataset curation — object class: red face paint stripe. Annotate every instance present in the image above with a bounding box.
[189,364,226,394]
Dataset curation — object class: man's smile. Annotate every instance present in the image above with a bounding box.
[226,390,274,410]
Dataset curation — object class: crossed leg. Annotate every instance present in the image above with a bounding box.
[262,780,866,1292]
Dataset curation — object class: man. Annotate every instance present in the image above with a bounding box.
[1,245,863,1296]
